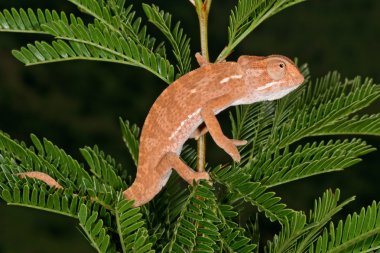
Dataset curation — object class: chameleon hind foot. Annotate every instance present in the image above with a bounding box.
[158,152,210,185]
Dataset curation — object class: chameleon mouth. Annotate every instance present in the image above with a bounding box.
[293,70,305,85]
[297,75,305,85]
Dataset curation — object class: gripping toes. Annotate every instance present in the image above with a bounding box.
[195,172,210,181]
[221,138,241,162]
[187,172,210,185]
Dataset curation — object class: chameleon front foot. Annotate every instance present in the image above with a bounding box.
[218,137,247,162]
[157,152,210,185]
[222,142,243,161]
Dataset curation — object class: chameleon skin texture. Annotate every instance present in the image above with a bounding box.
[123,55,304,207]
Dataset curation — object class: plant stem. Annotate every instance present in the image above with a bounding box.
[195,0,211,172]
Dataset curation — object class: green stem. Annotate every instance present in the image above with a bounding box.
[195,0,211,173]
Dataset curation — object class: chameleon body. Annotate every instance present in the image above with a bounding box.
[123,54,304,207]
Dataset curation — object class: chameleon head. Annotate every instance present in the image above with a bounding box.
[237,55,304,102]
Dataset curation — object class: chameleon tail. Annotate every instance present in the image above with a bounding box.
[123,180,153,207]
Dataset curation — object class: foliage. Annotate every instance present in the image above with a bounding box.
[1,0,380,252]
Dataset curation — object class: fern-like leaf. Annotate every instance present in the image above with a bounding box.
[12,19,175,83]
[80,145,125,190]
[266,189,355,253]
[266,212,308,253]
[78,204,115,253]
[119,118,140,167]
[315,114,380,137]
[0,180,80,218]
[273,76,380,148]
[217,0,305,61]
[0,8,73,34]
[231,101,276,164]
[0,132,90,189]
[164,181,220,253]
[309,201,380,253]
[217,204,257,252]
[212,166,295,224]
[115,199,154,253]
[249,139,375,187]
[69,0,158,50]
[143,4,192,77]
[68,0,119,33]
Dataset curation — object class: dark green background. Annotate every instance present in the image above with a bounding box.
[0,0,379,252]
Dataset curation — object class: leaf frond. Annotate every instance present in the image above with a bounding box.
[212,166,295,224]
[164,181,220,252]
[315,113,380,137]
[266,189,355,253]
[249,139,375,188]
[80,145,125,190]
[12,19,175,83]
[0,181,80,218]
[216,204,257,252]
[68,0,158,51]
[309,201,380,253]
[143,4,192,77]
[271,74,380,149]
[217,0,305,61]
[0,132,90,188]
[115,199,154,253]
[0,8,76,34]
[231,72,380,174]
[78,204,115,253]
[119,118,140,167]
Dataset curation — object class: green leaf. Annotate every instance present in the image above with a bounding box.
[78,204,115,253]
[212,166,295,224]
[0,8,75,34]
[165,182,220,252]
[266,189,355,253]
[0,132,90,188]
[143,4,192,77]
[12,19,175,83]
[80,145,125,190]
[309,201,380,253]
[217,0,305,61]
[0,181,83,218]
[115,199,153,253]
[119,118,140,167]
[315,114,380,137]
[250,139,375,187]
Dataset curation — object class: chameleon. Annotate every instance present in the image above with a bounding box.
[17,54,304,208]
[123,53,304,207]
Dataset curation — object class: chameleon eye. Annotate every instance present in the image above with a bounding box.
[267,60,286,80]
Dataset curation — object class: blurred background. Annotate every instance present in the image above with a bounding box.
[0,0,379,252]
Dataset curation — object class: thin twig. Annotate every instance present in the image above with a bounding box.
[194,0,212,172]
